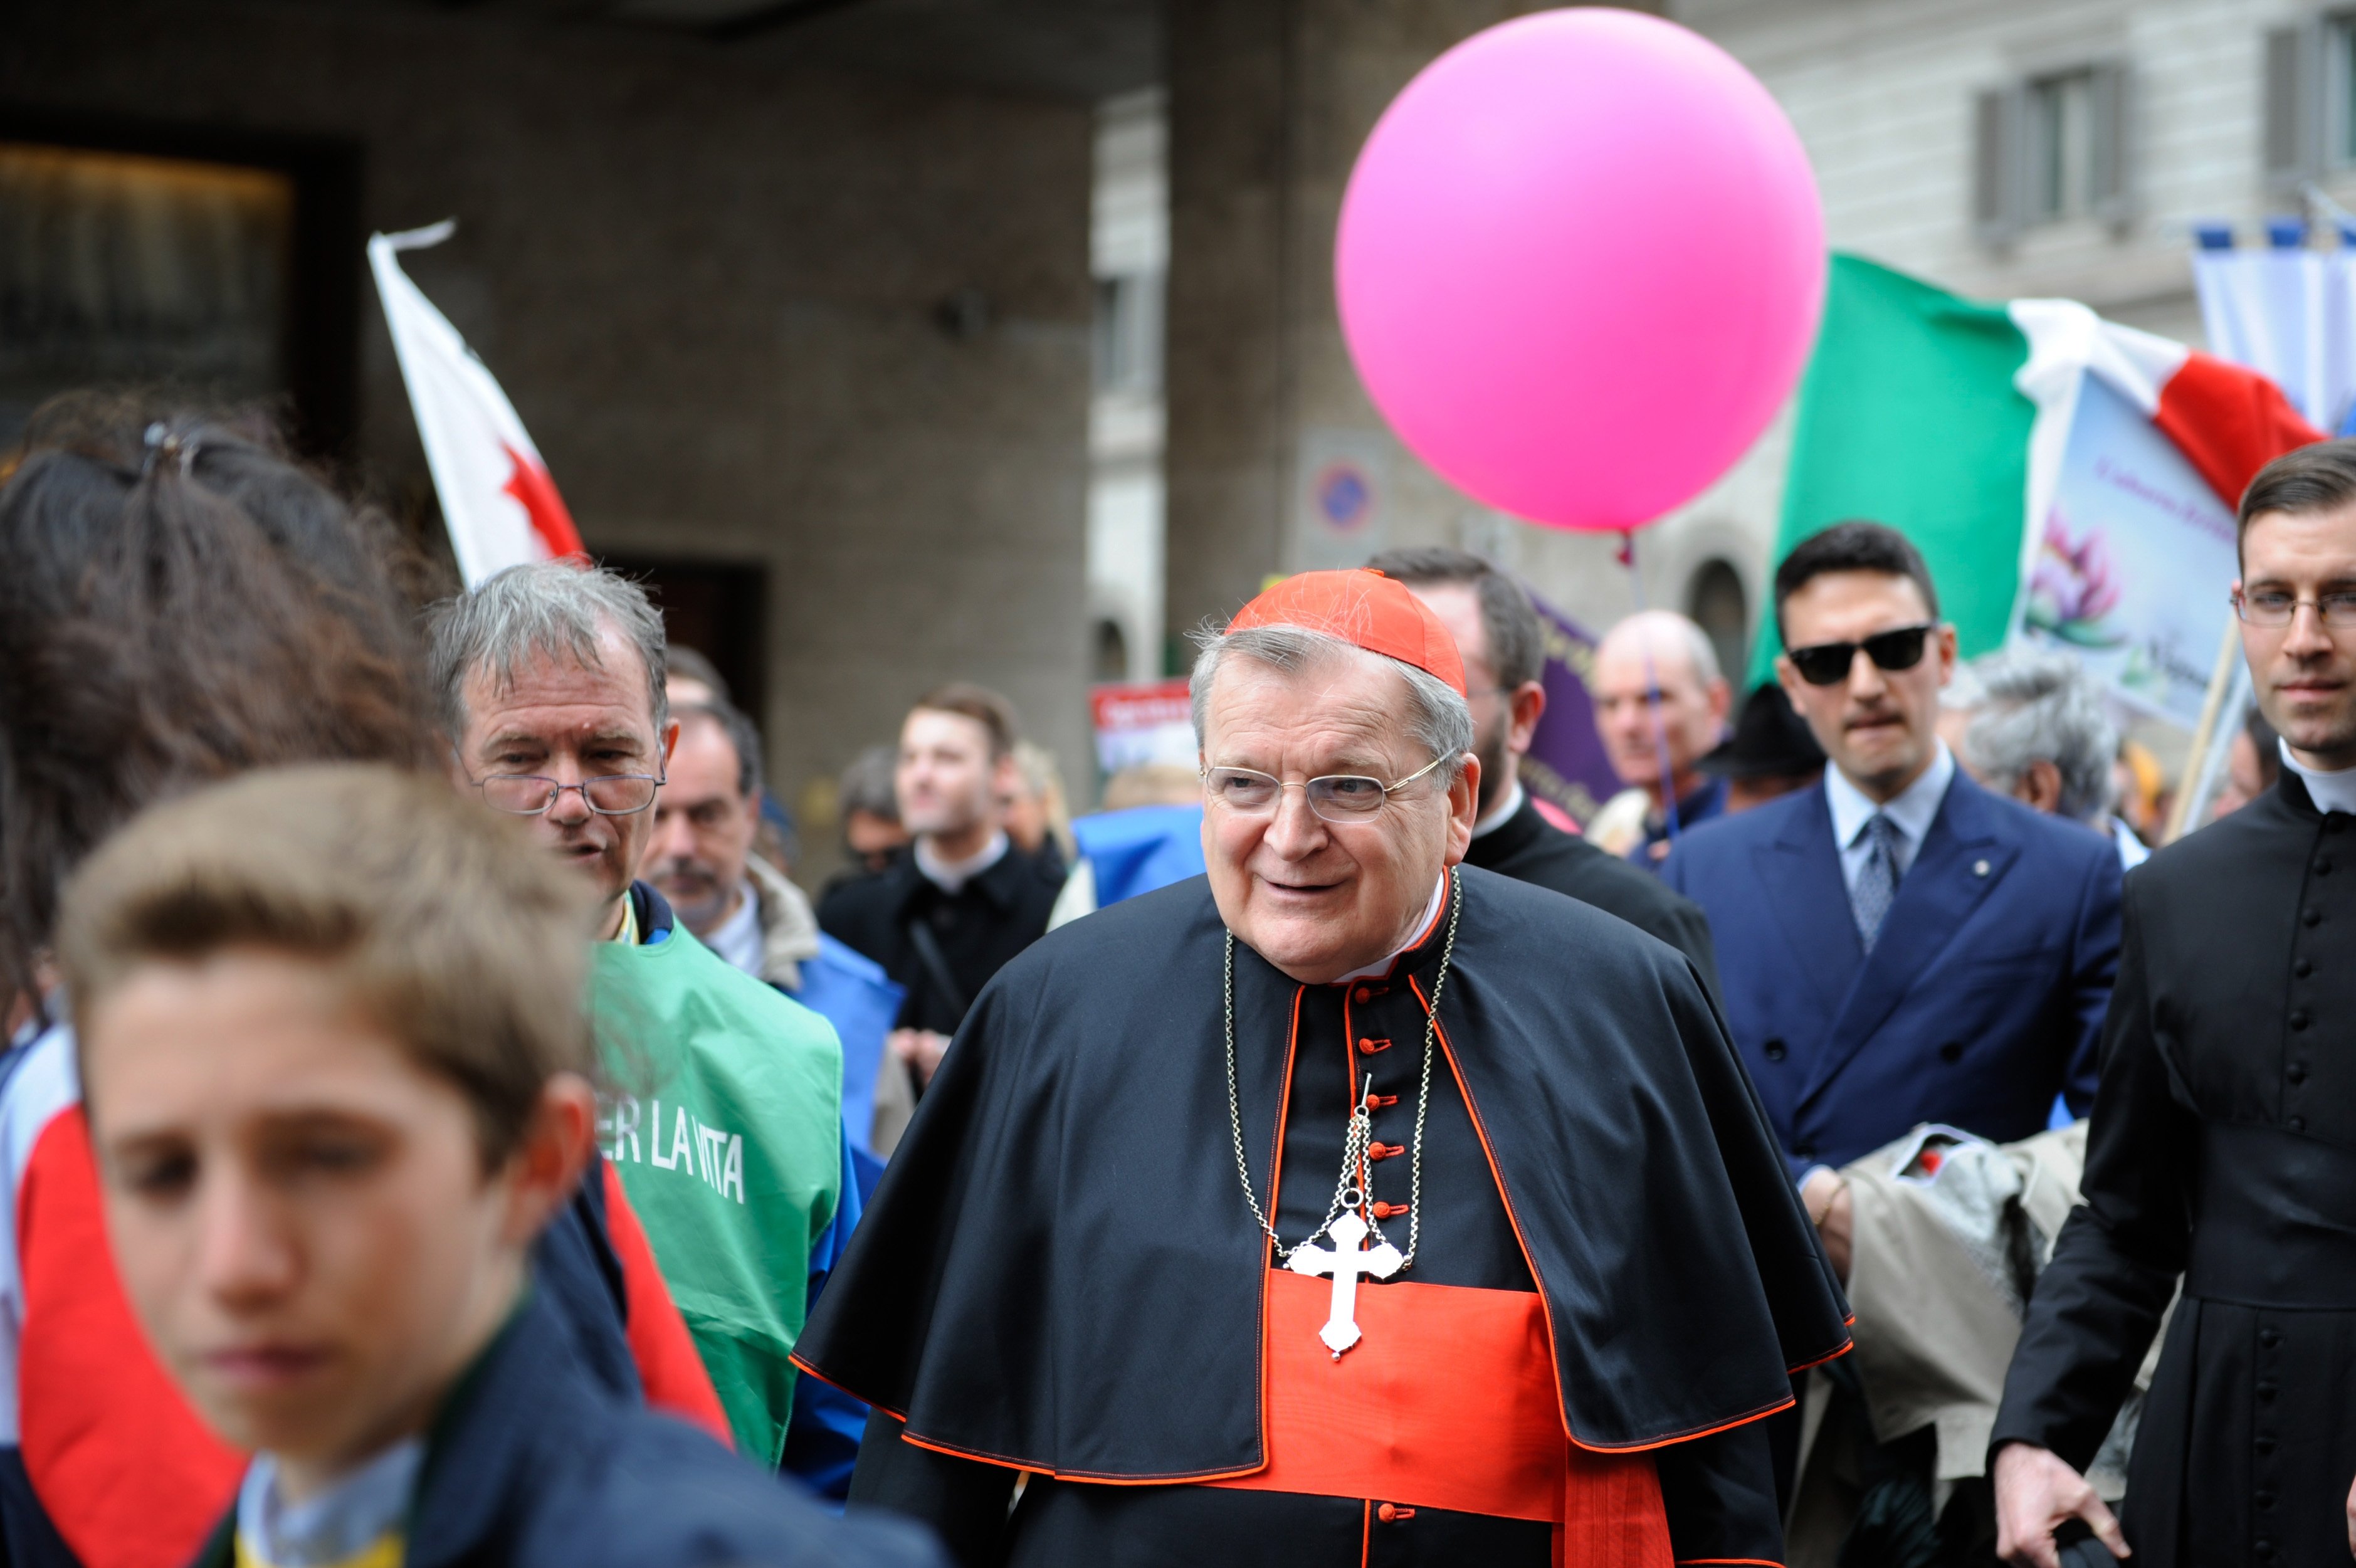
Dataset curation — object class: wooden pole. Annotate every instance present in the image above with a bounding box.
[2164,617,2245,844]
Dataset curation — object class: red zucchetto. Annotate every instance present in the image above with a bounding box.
[1224,568,1468,697]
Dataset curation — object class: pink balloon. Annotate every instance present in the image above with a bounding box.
[1336,9,1825,532]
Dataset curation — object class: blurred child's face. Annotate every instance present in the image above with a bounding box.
[83,950,579,1494]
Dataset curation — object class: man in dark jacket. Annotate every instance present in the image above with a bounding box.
[1369,547,1720,994]
[1993,441,2356,1567]
[819,685,1063,1107]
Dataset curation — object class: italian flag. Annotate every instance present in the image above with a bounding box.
[1752,255,2320,712]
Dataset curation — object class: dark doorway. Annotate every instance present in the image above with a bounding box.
[602,555,769,723]
[0,109,362,458]
[1687,559,1749,688]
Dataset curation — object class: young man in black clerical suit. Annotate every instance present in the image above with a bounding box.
[819,683,1064,1128]
[1367,546,1720,997]
[1994,441,2356,1566]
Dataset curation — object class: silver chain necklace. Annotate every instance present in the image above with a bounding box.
[1224,871,1463,1271]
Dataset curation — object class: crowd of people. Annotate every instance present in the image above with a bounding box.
[2,389,2352,1568]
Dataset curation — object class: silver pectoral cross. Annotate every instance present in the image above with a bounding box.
[1286,1210,1404,1359]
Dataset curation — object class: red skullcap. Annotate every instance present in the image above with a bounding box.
[1226,569,1468,697]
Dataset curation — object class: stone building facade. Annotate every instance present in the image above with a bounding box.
[1163,0,2338,679]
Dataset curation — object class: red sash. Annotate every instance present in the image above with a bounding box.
[1207,1269,1672,1566]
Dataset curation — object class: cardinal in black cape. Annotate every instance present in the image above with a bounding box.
[794,569,1851,1566]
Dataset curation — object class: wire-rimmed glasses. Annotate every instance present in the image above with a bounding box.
[2232,587,2356,628]
[469,772,666,817]
[1201,754,1449,824]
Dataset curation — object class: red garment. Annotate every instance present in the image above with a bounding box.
[1207,1268,1671,1565]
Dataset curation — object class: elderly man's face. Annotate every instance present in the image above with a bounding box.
[1592,631,1727,797]
[451,628,678,939]
[1200,650,1477,984]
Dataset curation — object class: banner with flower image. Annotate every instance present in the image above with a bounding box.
[2020,373,2237,723]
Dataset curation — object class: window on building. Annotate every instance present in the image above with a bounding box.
[1974,61,2131,244]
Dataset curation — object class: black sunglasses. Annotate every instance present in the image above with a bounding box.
[1785,623,1936,687]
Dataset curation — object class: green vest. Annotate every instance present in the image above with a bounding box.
[591,919,843,1465]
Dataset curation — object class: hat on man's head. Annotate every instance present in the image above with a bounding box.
[1226,569,1468,697]
[1698,683,1826,779]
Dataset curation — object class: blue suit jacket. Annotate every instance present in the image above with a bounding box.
[1663,770,2122,1174]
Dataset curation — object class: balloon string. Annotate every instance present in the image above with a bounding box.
[1619,528,1680,844]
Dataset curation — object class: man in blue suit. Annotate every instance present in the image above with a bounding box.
[1664,523,2121,1252]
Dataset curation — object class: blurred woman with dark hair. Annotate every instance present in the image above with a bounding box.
[0,397,724,1568]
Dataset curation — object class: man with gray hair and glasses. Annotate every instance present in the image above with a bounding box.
[1954,650,2148,871]
[795,569,1847,1567]
[429,560,849,1477]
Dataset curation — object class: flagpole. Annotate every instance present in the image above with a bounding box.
[2164,614,2244,844]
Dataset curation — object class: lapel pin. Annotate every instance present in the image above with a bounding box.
[1973,858,1991,877]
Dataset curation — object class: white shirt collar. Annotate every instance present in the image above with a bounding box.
[1824,740,1955,856]
[705,878,764,976]
[1469,777,1525,841]
[914,829,1010,894]
[1333,873,1451,985]
[2278,739,2356,816]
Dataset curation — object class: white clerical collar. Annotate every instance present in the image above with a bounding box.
[1824,740,1955,851]
[1470,777,1525,840]
[1333,874,1451,986]
[2278,739,2356,816]
[915,830,1009,894]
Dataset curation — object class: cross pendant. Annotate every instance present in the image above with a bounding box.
[1286,1211,1404,1358]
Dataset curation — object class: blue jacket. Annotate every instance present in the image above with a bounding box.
[1663,770,2121,1174]
[193,1288,942,1568]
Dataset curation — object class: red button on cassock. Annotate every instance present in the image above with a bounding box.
[1371,1201,1408,1219]
[1353,987,1372,1003]
[1377,1503,1397,1523]
[1356,1037,1389,1055]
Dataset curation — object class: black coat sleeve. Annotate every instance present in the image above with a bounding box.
[1658,894,1723,1013]
[1654,1420,1782,1562]
[1990,883,2190,1470]
[849,1411,1016,1568]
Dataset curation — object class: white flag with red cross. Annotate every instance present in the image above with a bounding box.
[368,221,583,586]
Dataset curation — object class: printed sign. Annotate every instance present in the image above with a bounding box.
[2013,375,2239,725]
[1291,428,1394,570]
[1091,677,1196,775]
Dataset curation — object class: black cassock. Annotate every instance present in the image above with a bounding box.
[1460,791,1722,1001]
[1994,772,2356,1564]
[794,866,1849,1566]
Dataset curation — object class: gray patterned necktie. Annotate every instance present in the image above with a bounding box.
[1852,813,1904,952]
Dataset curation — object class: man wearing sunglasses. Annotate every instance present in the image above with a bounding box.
[1663,521,2122,1198]
[431,561,851,1474]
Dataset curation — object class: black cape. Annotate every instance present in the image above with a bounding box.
[1462,793,1723,1001]
[797,866,1848,1485]
[1993,774,2356,1565]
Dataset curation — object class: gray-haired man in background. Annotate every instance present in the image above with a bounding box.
[1954,650,2147,871]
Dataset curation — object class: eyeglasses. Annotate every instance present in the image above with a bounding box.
[2232,587,2356,628]
[1784,624,1936,687]
[1201,754,1449,823]
[470,773,666,817]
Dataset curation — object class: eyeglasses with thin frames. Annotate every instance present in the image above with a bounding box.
[1201,754,1451,824]
[2232,587,2356,629]
[467,772,667,817]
